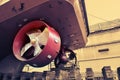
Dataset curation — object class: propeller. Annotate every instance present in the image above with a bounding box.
[21,28,48,58]
[13,20,61,67]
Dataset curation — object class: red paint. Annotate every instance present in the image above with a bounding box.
[13,20,61,67]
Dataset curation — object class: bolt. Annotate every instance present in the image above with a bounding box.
[18,24,22,27]
[32,64,38,67]
[54,39,59,43]
[47,55,52,59]
[23,18,28,22]
[40,18,45,20]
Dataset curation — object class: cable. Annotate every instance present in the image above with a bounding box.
[88,13,120,26]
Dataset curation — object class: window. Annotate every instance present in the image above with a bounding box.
[98,48,109,52]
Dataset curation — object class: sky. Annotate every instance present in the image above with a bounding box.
[85,0,120,26]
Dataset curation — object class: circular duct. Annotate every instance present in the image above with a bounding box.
[13,20,61,67]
